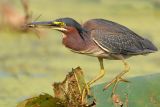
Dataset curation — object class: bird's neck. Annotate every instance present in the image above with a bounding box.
[62,28,88,51]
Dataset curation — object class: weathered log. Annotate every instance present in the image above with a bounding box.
[17,67,95,107]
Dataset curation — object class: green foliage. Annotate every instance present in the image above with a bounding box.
[92,73,160,107]
[17,73,160,107]
[17,93,65,107]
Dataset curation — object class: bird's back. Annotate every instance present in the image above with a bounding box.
[83,19,158,56]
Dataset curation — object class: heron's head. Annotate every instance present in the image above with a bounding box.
[27,17,83,34]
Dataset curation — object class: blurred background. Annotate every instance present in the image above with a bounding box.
[0,0,160,106]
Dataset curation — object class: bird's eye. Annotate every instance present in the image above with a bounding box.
[52,21,66,27]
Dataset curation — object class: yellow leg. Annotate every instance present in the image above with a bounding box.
[88,57,105,86]
[104,59,130,96]
[81,58,105,103]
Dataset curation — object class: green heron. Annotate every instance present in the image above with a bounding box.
[27,17,157,96]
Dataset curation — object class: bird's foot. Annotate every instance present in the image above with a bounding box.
[81,83,91,104]
[81,84,97,107]
[103,76,129,96]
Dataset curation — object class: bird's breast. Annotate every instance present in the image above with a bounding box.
[62,33,110,58]
[62,33,87,51]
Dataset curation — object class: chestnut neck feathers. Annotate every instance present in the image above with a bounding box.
[62,27,88,51]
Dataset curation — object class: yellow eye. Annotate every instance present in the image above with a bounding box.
[53,21,66,26]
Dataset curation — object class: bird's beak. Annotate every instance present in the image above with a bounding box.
[27,21,67,31]
[27,21,54,28]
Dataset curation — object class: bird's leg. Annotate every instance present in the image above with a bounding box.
[88,57,105,86]
[81,81,90,104]
[81,58,105,104]
[104,59,130,96]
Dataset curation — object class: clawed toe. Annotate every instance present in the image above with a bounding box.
[119,77,130,83]
[103,76,129,96]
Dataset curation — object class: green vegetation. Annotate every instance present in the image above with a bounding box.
[92,73,160,107]
[0,0,160,107]
[16,69,160,107]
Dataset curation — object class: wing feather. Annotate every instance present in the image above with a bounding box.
[91,29,153,55]
[83,19,157,55]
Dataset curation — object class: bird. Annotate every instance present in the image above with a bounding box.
[27,17,158,98]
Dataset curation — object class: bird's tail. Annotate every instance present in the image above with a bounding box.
[142,38,158,53]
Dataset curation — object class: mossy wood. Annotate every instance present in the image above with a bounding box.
[17,67,94,107]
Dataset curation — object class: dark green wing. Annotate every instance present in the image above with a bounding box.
[83,19,157,55]
[91,29,156,55]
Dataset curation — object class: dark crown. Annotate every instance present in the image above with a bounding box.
[54,17,82,31]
